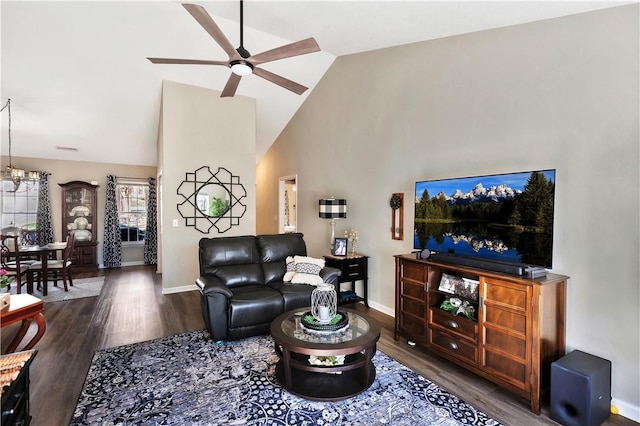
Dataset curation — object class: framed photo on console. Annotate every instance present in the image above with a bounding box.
[333,237,348,256]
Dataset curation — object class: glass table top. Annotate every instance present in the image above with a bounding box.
[279,308,371,345]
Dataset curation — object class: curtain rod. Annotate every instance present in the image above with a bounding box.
[116,176,153,182]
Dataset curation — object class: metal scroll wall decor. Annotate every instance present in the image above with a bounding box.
[177,166,247,233]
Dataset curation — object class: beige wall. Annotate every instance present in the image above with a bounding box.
[3,156,156,266]
[257,5,639,418]
[158,80,256,293]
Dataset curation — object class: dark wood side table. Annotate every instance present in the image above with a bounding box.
[0,294,46,354]
[324,253,369,307]
[1,350,37,426]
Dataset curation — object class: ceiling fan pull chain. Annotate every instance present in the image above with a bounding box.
[239,0,244,49]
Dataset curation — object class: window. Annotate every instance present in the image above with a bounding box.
[117,181,149,243]
[1,180,39,231]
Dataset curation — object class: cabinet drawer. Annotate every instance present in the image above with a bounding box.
[429,308,477,342]
[428,328,477,365]
[341,260,365,280]
[325,257,366,281]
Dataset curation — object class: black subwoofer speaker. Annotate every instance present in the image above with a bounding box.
[550,350,612,426]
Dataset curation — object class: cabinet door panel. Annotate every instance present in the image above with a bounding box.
[484,278,528,310]
[485,329,526,359]
[402,263,426,282]
[402,297,425,318]
[400,314,426,339]
[401,281,424,299]
[484,309,526,335]
[483,350,527,390]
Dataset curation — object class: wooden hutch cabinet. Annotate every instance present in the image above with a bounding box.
[394,254,568,414]
[59,181,99,272]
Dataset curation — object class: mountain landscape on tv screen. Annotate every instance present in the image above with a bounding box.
[439,183,521,205]
[414,170,556,268]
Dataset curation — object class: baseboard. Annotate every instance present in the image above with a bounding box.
[369,300,393,317]
[612,398,640,423]
[121,261,145,267]
[161,284,199,295]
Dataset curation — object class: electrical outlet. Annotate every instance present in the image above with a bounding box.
[172,219,179,227]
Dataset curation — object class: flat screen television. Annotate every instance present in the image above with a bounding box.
[414,169,556,269]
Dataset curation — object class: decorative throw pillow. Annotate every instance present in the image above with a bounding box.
[283,256,296,282]
[290,256,325,285]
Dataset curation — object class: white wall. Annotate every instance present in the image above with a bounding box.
[159,80,256,293]
[257,5,639,419]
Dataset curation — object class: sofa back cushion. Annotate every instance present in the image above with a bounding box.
[257,233,307,284]
[199,236,264,288]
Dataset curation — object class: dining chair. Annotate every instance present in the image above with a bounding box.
[0,234,28,294]
[28,231,76,293]
[19,229,43,265]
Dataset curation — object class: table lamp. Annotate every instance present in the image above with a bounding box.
[318,197,347,252]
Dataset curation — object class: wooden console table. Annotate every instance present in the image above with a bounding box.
[0,294,46,354]
[394,254,568,414]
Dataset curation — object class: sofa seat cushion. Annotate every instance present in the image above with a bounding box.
[268,281,315,312]
[228,285,284,329]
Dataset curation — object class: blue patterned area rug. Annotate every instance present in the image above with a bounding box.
[71,331,503,425]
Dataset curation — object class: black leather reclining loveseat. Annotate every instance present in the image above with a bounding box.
[195,233,341,342]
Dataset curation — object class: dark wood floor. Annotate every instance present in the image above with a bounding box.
[1,265,636,426]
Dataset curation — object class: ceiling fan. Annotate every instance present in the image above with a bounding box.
[148,2,320,97]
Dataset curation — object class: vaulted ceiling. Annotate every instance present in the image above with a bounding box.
[1,1,631,166]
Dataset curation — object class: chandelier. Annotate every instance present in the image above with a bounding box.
[1,99,39,192]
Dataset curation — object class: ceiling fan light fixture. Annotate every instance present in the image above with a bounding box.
[230,60,253,76]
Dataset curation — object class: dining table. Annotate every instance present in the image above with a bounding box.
[13,243,66,296]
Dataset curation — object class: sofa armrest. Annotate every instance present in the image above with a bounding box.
[195,275,233,342]
[320,266,341,285]
[195,275,234,298]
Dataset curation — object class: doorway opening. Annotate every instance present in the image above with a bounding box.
[278,175,297,233]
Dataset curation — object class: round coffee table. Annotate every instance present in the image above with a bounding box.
[270,307,380,401]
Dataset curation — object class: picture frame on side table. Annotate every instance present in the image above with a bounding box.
[333,238,347,256]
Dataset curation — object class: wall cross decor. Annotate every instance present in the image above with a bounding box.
[177,166,246,233]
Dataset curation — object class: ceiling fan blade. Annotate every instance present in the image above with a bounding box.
[250,38,320,65]
[182,3,239,60]
[147,58,228,66]
[253,67,308,95]
[221,73,242,97]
